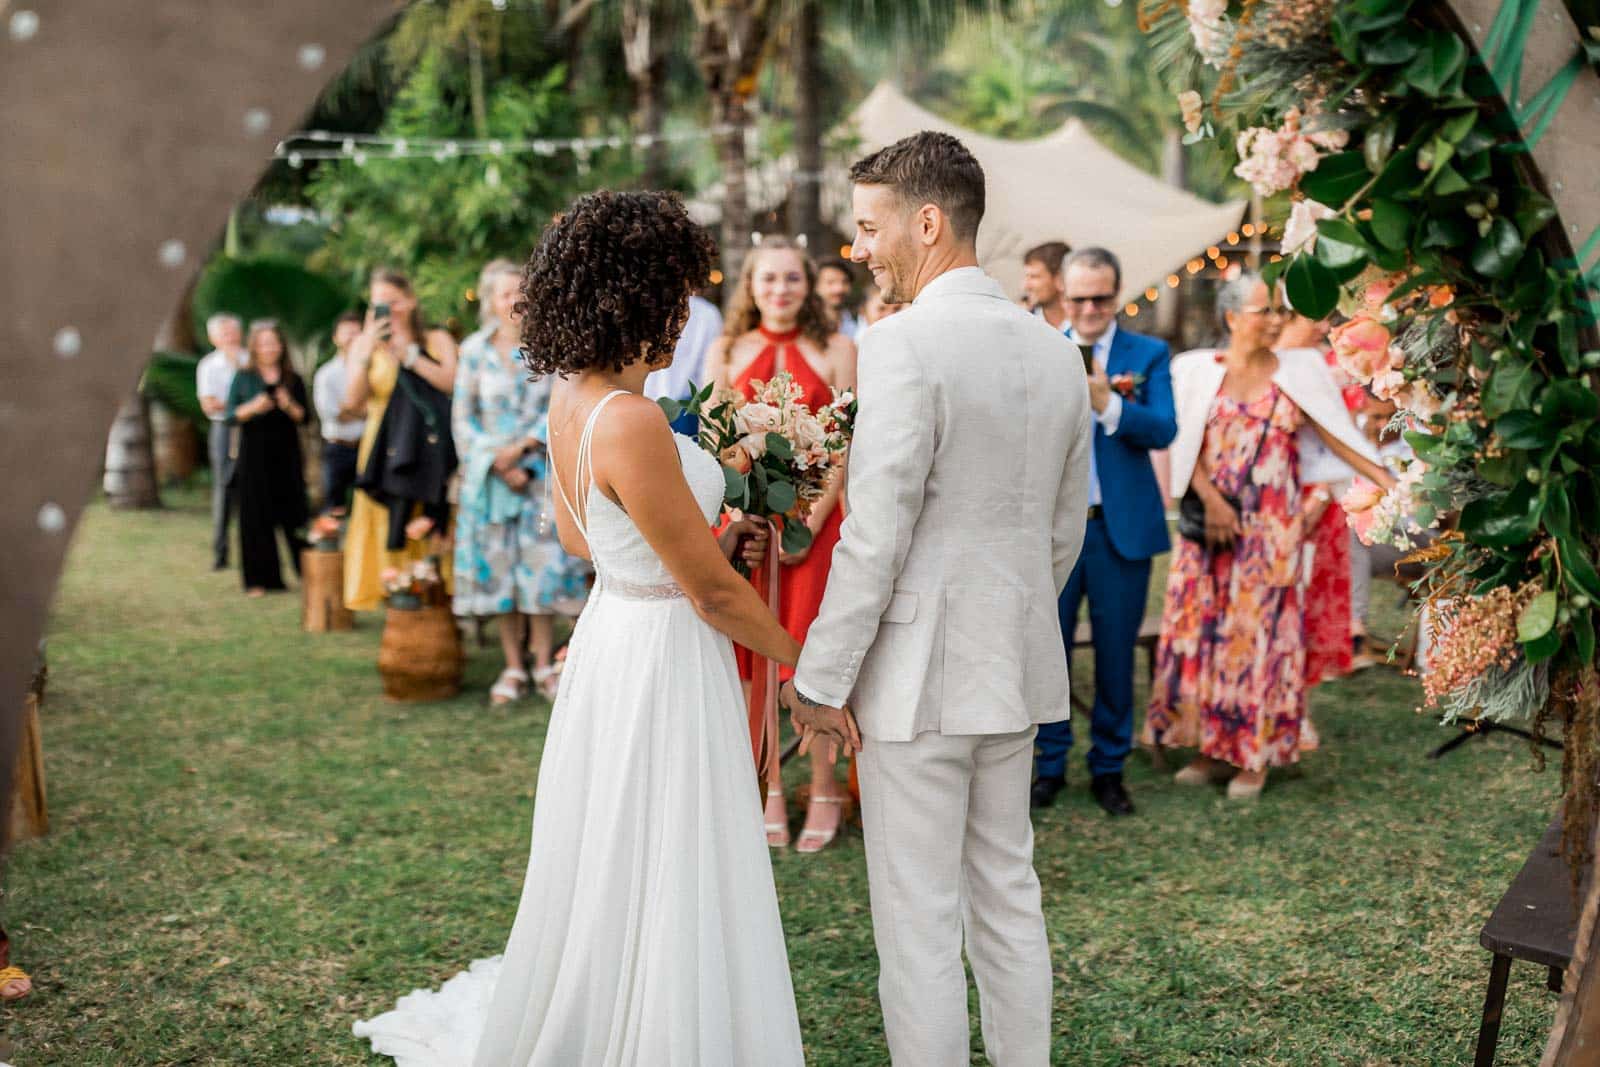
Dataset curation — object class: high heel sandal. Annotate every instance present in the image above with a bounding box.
[765,788,790,848]
[795,793,844,855]
[489,668,529,706]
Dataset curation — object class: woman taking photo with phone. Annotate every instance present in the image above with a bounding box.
[342,268,460,611]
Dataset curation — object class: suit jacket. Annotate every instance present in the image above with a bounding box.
[1089,326,1177,561]
[357,365,457,549]
[1168,347,1379,499]
[793,267,1092,742]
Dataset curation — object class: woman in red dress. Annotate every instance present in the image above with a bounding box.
[704,236,857,853]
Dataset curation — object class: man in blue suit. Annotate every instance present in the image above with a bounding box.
[1032,247,1177,816]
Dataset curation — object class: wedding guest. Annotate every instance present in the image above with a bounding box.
[343,268,459,611]
[815,256,861,339]
[313,311,367,516]
[1031,247,1176,816]
[197,312,248,570]
[453,260,570,703]
[1022,240,1071,332]
[226,320,310,597]
[1277,311,1355,688]
[644,290,724,405]
[703,235,857,853]
[1144,273,1393,798]
[860,284,903,327]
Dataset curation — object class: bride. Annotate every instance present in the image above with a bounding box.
[354,191,807,1065]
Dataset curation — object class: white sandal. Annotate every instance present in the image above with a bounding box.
[796,794,844,854]
[490,668,530,706]
[532,665,560,699]
[765,788,791,848]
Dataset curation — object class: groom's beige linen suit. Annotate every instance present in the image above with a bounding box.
[795,266,1090,1066]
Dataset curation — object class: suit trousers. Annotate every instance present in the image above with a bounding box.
[856,726,1053,1067]
[1036,517,1151,779]
[208,420,235,567]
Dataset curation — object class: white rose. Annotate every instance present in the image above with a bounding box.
[736,402,782,437]
[1282,198,1332,255]
[738,433,768,460]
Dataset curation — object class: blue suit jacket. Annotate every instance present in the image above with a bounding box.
[1091,326,1177,561]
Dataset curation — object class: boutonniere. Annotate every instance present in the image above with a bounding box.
[1109,372,1145,398]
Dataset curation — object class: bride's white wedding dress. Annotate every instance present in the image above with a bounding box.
[354,390,805,1066]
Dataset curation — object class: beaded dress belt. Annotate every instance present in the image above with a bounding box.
[595,573,686,602]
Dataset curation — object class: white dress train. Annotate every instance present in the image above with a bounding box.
[354,391,805,1066]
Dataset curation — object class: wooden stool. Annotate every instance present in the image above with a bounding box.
[10,661,48,843]
[301,549,353,632]
[1474,817,1576,1065]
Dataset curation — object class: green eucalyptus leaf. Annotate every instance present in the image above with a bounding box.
[1284,255,1341,319]
[780,519,813,555]
[1518,589,1559,643]
[765,479,797,515]
[1471,217,1525,279]
[724,467,749,510]
[1369,199,1413,250]
[764,432,793,461]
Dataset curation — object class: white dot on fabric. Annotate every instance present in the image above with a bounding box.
[298,43,326,70]
[8,10,40,42]
[158,239,187,268]
[244,108,272,136]
[37,502,66,533]
[53,326,82,358]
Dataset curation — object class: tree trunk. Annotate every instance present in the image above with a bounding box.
[791,0,823,254]
[692,1,774,308]
[1157,127,1185,343]
[103,391,162,509]
[467,20,490,141]
[623,0,670,188]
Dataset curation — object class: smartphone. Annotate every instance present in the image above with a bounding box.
[372,302,392,340]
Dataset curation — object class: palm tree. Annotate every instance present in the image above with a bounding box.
[103,392,161,510]
[621,0,681,187]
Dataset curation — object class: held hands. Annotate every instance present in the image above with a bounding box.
[492,441,526,475]
[778,679,862,758]
[500,467,532,492]
[717,516,770,570]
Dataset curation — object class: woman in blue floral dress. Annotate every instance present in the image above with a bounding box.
[453,261,590,703]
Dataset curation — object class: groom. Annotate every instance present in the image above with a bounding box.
[780,131,1091,1066]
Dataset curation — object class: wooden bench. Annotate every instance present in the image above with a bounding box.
[1474,816,1577,1065]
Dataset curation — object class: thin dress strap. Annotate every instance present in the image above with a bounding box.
[549,389,630,542]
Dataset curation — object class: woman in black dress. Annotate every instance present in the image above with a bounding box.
[226,320,310,597]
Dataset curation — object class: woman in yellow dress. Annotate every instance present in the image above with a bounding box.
[342,268,460,611]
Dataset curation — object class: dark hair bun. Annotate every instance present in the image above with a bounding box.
[516,190,717,376]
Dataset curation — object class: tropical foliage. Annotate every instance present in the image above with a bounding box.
[1147,0,1600,853]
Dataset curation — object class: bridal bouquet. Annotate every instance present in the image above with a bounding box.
[660,372,856,558]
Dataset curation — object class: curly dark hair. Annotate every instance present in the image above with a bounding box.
[516,190,717,376]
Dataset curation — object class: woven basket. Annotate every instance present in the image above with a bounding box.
[378,604,462,702]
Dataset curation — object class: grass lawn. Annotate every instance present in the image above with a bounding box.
[0,486,1565,1064]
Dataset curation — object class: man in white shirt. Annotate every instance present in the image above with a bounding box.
[312,312,368,515]
[644,293,723,423]
[1022,241,1071,333]
[196,313,247,569]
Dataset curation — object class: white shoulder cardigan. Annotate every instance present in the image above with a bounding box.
[1167,346,1379,500]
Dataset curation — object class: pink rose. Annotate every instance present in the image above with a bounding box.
[1361,273,1406,315]
[719,445,752,475]
[1342,479,1384,513]
[1329,317,1393,381]
[1370,369,1406,400]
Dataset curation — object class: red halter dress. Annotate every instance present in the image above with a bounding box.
[731,326,846,684]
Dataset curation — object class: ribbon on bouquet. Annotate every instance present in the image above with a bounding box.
[746,517,782,800]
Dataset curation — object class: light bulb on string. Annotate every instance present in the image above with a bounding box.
[1166,274,1181,288]
[1227,232,1240,245]
[353,150,368,166]
[392,138,408,156]
[485,163,501,188]
[1144,287,1159,302]
[1124,303,1140,317]
[287,152,304,169]
[1206,246,1220,259]
[1242,223,1256,237]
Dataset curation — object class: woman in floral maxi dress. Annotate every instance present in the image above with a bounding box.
[1145,273,1394,799]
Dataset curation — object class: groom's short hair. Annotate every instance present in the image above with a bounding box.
[849,131,985,243]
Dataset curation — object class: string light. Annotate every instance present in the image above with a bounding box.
[1166,274,1180,288]
[1226,232,1240,244]
[839,244,853,258]
[1206,245,1221,259]
[1124,303,1140,317]
[1241,223,1256,237]
[272,123,739,164]
[709,269,725,285]
[1187,259,1204,275]
[1215,254,1230,269]
[1144,287,1159,301]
